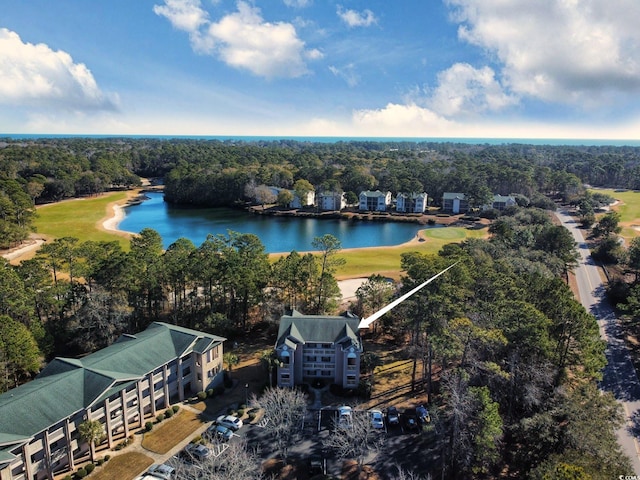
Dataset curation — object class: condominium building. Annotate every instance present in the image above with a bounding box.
[275,310,362,390]
[0,322,225,480]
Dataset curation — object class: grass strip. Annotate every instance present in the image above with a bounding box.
[141,409,203,455]
[89,451,153,480]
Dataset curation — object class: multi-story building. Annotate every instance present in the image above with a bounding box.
[486,194,516,211]
[396,192,428,213]
[442,192,469,214]
[359,190,391,212]
[0,322,225,480]
[317,191,346,211]
[275,311,362,390]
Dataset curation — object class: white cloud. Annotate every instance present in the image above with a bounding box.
[337,6,377,28]
[427,63,518,117]
[329,64,359,87]
[0,28,118,111]
[446,0,640,104]
[352,103,457,136]
[283,0,312,7]
[153,0,209,32]
[154,0,321,78]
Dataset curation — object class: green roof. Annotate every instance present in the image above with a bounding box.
[0,322,225,444]
[442,192,466,200]
[276,311,361,350]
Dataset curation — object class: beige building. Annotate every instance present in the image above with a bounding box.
[0,322,225,480]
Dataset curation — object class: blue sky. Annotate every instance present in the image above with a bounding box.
[1,0,639,139]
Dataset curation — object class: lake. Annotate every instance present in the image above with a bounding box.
[118,192,428,252]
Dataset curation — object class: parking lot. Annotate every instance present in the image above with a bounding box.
[134,402,441,479]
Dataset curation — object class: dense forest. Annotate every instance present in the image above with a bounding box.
[2,137,640,478]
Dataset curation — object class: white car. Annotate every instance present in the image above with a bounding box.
[216,414,243,431]
[146,463,175,480]
[369,409,384,429]
[337,405,353,428]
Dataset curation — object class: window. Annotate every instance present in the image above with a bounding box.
[347,352,357,366]
[182,366,191,376]
[280,351,290,364]
[321,356,331,363]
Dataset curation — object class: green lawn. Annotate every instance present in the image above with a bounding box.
[34,192,131,249]
[333,226,487,279]
[591,188,640,240]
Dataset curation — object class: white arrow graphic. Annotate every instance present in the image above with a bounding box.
[358,262,458,329]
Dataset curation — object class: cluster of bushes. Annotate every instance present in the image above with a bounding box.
[63,455,110,479]
[114,435,134,450]
[147,404,181,430]
[197,385,225,401]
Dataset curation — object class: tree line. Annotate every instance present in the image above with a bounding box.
[0,229,346,391]
[352,204,628,478]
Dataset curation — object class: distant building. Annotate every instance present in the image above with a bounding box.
[485,194,516,211]
[0,323,225,480]
[291,190,315,209]
[359,190,392,212]
[267,186,315,209]
[396,192,428,213]
[275,311,362,390]
[442,192,469,214]
[318,191,346,211]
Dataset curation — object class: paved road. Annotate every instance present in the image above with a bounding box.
[556,209,640,473]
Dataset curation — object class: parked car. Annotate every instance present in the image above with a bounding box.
[206,423,233,442]
[308,455,326,475]
[416,405,431,424]
[337,405,353,428]
[403,413,419,432]
[369,409,384,429]
[182,443,212,462]
[146,463,175,480]
[386,406,400,426]
[216,414,243,431]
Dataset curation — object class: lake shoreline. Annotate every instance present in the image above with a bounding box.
[3,188,486,267]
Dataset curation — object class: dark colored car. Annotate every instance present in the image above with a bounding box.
[308,455,326,475]
[386,406,400,426]
[182,443,212,462]
[206,424,233,442]
[403,413,419,432]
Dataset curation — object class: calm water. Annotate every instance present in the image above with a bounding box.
[118,192,427,252]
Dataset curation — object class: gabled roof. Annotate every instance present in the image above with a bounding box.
[492,194,515,202]
[397,192,427,200]
[0,322,225,445]
[276,311,361,350]
[359,190,389,198]
[442,192,466,200]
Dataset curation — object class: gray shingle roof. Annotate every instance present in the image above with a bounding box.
[0,322,225,443]
[276,311,361,350]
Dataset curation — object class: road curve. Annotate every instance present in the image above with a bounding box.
[556,209,640,474]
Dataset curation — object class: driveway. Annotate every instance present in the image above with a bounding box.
[556,209,640,474]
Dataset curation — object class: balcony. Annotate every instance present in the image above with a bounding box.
[303,362,335,370]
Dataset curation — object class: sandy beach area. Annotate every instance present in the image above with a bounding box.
[101,202,127,232]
